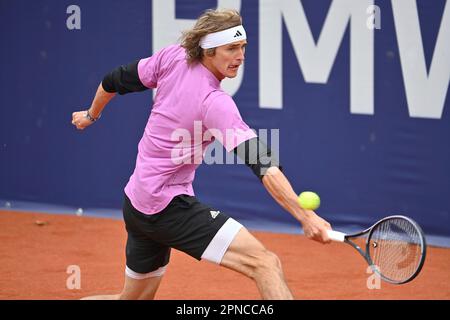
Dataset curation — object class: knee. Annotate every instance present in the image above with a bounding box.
[252,250,283,277]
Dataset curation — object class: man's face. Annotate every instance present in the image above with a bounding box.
[205,40,247,80]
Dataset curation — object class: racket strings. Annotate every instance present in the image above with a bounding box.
[369,218,423,283]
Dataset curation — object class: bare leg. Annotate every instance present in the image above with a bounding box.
[81,273,163,300]
[220,227,293,300]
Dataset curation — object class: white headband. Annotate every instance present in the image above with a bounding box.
[199,25,247,49]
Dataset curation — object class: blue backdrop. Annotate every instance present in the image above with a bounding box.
[1,0,449,245]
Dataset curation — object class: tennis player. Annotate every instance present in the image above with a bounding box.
[72,9,332,300]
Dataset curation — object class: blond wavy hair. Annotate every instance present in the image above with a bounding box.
[180,9,243,64]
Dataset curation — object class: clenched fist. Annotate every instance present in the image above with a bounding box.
[71,111,94,130]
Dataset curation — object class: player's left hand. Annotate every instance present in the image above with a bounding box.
[72,110,94,130]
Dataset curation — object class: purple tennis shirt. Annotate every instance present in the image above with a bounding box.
[124,45,257,214]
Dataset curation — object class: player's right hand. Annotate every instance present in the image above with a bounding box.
[72,111,94,130]
[300,211,332,244]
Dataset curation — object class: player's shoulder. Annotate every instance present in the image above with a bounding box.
[203,89,236,110]
[147,44,186,77]
[155,44,185,61]
[163,44,185,55]
[204,89,231,102]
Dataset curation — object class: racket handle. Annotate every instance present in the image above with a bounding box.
[326,230,346,242]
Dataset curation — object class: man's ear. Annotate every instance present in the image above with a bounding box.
[205,48,216,57]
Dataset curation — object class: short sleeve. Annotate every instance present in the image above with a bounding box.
[202,92,257,152]
[137,45,181,89]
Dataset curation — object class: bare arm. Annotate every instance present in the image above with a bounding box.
[89,83,116,118]
[72,83,116,130]
[262,166,331,243]
[72,59,149,130]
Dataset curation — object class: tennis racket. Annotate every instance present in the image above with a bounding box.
[327,215,426,284]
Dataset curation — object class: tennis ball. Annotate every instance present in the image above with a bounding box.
[298,191,321,210]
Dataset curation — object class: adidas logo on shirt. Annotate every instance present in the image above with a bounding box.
[234,30,243,38]
[210,210,220,219]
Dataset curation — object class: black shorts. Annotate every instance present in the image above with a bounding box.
[122,193,234,274]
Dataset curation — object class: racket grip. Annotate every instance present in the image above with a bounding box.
[326,230,346,242]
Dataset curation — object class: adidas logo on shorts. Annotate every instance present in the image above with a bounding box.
[210,210,220,219]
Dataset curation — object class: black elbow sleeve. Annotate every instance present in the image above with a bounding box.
[102,60,148,95]
[233,137,282,181]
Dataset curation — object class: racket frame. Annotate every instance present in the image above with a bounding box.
[339,215,427,285]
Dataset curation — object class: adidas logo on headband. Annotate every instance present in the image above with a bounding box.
[234,30,243,38]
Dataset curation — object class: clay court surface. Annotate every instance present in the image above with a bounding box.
[0,211,449,300]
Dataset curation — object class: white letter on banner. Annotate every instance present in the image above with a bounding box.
[392,0,450,119]
[152,0,243,96]
[260,0,374,115]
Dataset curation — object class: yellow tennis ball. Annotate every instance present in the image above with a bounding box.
[298,191,321,210]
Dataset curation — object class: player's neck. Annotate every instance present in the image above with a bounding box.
[201,59,225,81]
